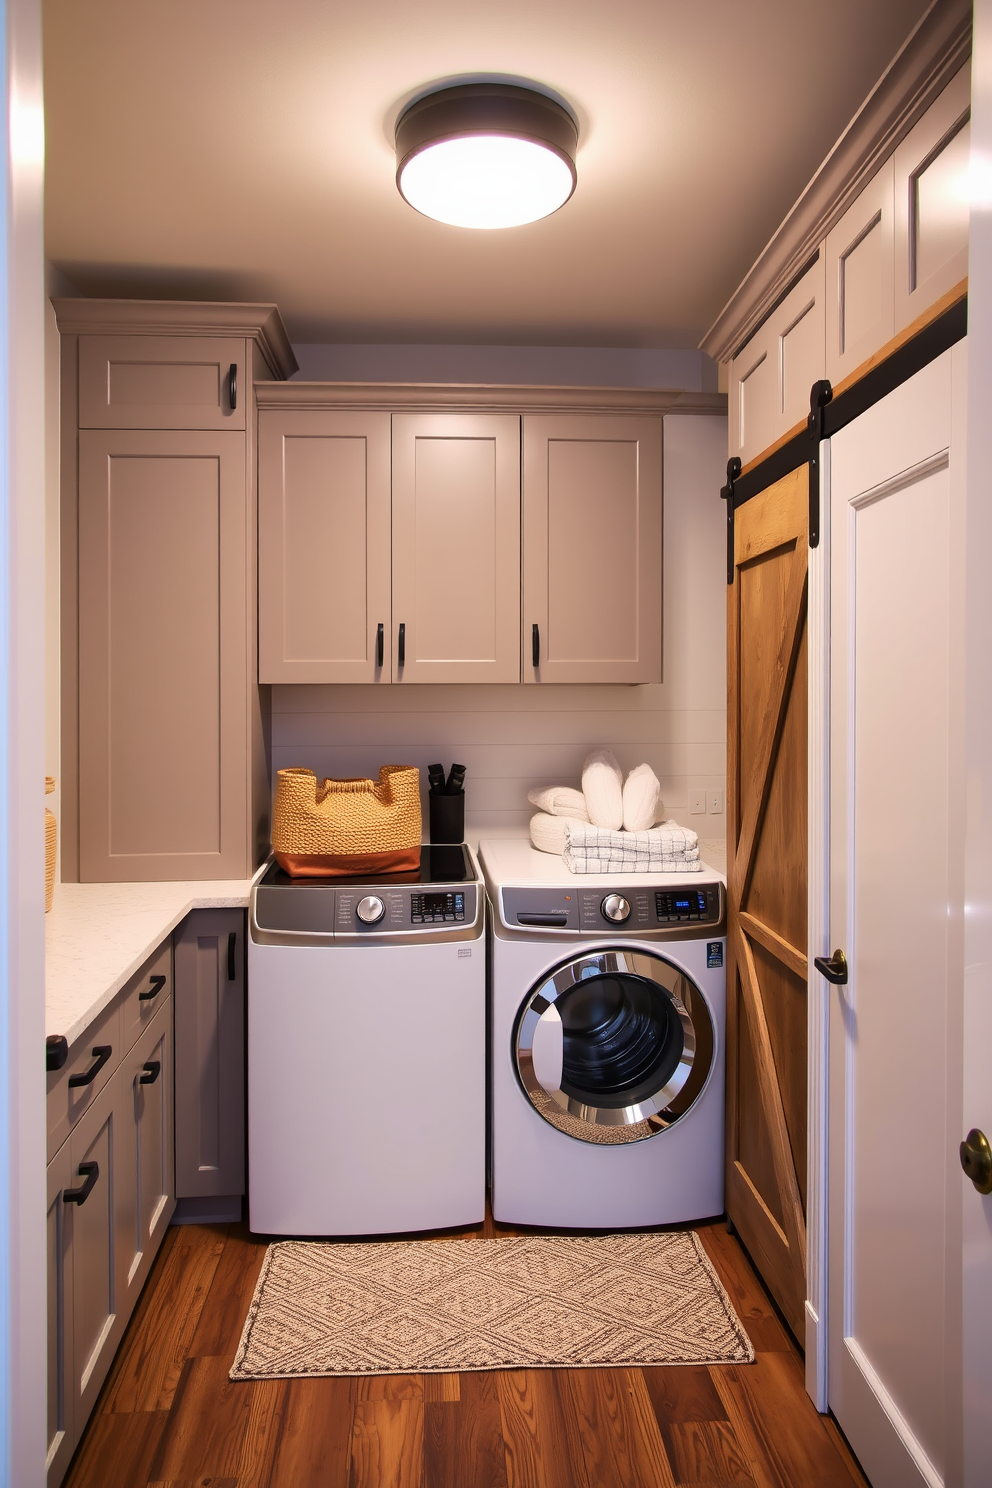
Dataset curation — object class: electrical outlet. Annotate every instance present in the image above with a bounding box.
[709,788,725,815]
[689,787,706,815]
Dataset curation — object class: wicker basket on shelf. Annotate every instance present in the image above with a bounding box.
[45,777,57,913]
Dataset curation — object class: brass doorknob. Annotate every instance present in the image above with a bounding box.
[960,1129,992,1194]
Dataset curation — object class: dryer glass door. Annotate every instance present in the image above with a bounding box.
[515,949,715,1144]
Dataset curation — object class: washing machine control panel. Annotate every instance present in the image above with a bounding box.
[501,880,724,934]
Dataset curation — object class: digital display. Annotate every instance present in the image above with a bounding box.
[656,888,711,922]
[411,891,465,924]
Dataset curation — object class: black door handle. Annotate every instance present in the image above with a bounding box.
[139,1060,161,1085]
[228,931,237,981]
[376,622,384,668]
[47,1034,68,1072]
[139,974,167,1002]
[63,1161,99,1205]
[398,622,406,668]
[814,949,848,985]
[532,623,540,668]
[228,362,237,410]
[68,1045,113,1088]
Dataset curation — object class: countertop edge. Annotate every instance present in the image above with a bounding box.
[47,875,263,1048]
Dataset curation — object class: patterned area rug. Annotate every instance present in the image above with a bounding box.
[229,1231,754,1380]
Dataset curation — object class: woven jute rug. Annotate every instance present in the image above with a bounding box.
[229,1231,754,1380]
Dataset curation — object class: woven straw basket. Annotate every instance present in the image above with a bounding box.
[45,777,57,913]
[271,766,422,878]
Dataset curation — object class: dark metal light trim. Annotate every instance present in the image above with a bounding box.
[395,83,578,211]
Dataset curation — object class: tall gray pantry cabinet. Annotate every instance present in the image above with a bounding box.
[55,300,297,882]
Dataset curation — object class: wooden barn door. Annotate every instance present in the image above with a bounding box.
[726,464,808,1339]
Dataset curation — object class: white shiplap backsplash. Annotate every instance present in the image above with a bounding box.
[270,414,728,855]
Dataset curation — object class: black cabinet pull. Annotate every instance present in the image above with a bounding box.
[376,622,384,668]
[47,1034,68,1072]
[398,622,406,667]
[814,949,848,985]
[228,931,237,981]
[63,1161,99,1206]
[532,623,540,668]
[228,362,237,410]
[68,1045,112,1088]
[139,974,167,1002]
[139,1060,161,1085]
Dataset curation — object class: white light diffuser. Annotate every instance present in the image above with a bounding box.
[399,134,574,229]
[395,83,578,231]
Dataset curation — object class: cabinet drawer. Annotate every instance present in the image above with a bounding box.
[78,335,246,430]
[47,1002,122,1163]
[121,941,172,1052]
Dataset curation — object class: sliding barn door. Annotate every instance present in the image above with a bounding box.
[727,465,808,1339]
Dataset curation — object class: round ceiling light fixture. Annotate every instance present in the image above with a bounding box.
[395,82,578,230]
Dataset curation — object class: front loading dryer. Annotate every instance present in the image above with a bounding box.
[479,838,726,1230]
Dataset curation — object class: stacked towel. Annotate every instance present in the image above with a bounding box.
[563,820,702,874]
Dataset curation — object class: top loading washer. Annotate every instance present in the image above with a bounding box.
[248,844,485,1237]
[480,838,726,1229]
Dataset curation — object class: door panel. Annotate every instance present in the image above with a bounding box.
[257,410,391,682]
[78,429,248,879]
[78,334,246,430]
[68,1078,123,1429]
[174,910,246,1198]
[523,415,662,683]
[119,999,175,1312]
[47,1143,74,1486]
[825,160,896,386]
[828,348,962,1486]
[727,464,808,1339]
[391,414,520,682]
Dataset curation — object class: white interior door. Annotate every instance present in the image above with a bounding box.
[827,345,966,1488]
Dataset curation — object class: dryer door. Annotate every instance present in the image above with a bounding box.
[515,948,715,1144]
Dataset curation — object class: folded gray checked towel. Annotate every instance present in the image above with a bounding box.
[563,820,702,874]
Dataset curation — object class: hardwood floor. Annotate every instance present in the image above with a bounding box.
[64,1213,870,1487]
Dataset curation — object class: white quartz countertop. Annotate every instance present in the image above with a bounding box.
[46,875,262,1047]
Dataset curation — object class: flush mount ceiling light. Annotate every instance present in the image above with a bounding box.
[395,83,578,230]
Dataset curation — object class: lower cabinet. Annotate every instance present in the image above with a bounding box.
[174,909,246,1203]
[47,968,176,1487]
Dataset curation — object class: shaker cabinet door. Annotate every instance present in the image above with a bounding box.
[68,1078,125,1433]
[523,415,662,684]
[77,429,248,880]
[391,414,521,683]
[118,999,175,1314]
[258,410,392,682]
[47,1144,74,1488]
[78,334,247,431]
[174,909,246,1200]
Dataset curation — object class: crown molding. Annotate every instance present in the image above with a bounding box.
[253,381,727,416]
[51,298,299,380]
[701,0,972,363]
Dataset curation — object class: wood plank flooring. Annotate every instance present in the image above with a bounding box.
[64,1214,870,1487]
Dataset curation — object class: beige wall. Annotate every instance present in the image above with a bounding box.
[270,413,728,853]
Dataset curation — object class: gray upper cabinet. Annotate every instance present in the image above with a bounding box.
[78,334,246,431]
[523,415,663,685]
[174,909,246,1201]
[893,64,970,333]
[391,414,521,683]
[825,160,896,388]
[257,409,392,683]
[77,428,248,880]
[57,301,296,883]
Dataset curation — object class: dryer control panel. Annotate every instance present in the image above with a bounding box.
[500,880,724,935]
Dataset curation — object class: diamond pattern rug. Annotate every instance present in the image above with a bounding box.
[229,1232,754,1379]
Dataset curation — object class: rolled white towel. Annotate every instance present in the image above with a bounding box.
[529,812,586,856]
[527,785,590,821]
[582,749,624,830]
[622,763,662,832]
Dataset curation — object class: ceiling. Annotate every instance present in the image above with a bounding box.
[43,0,932,350]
